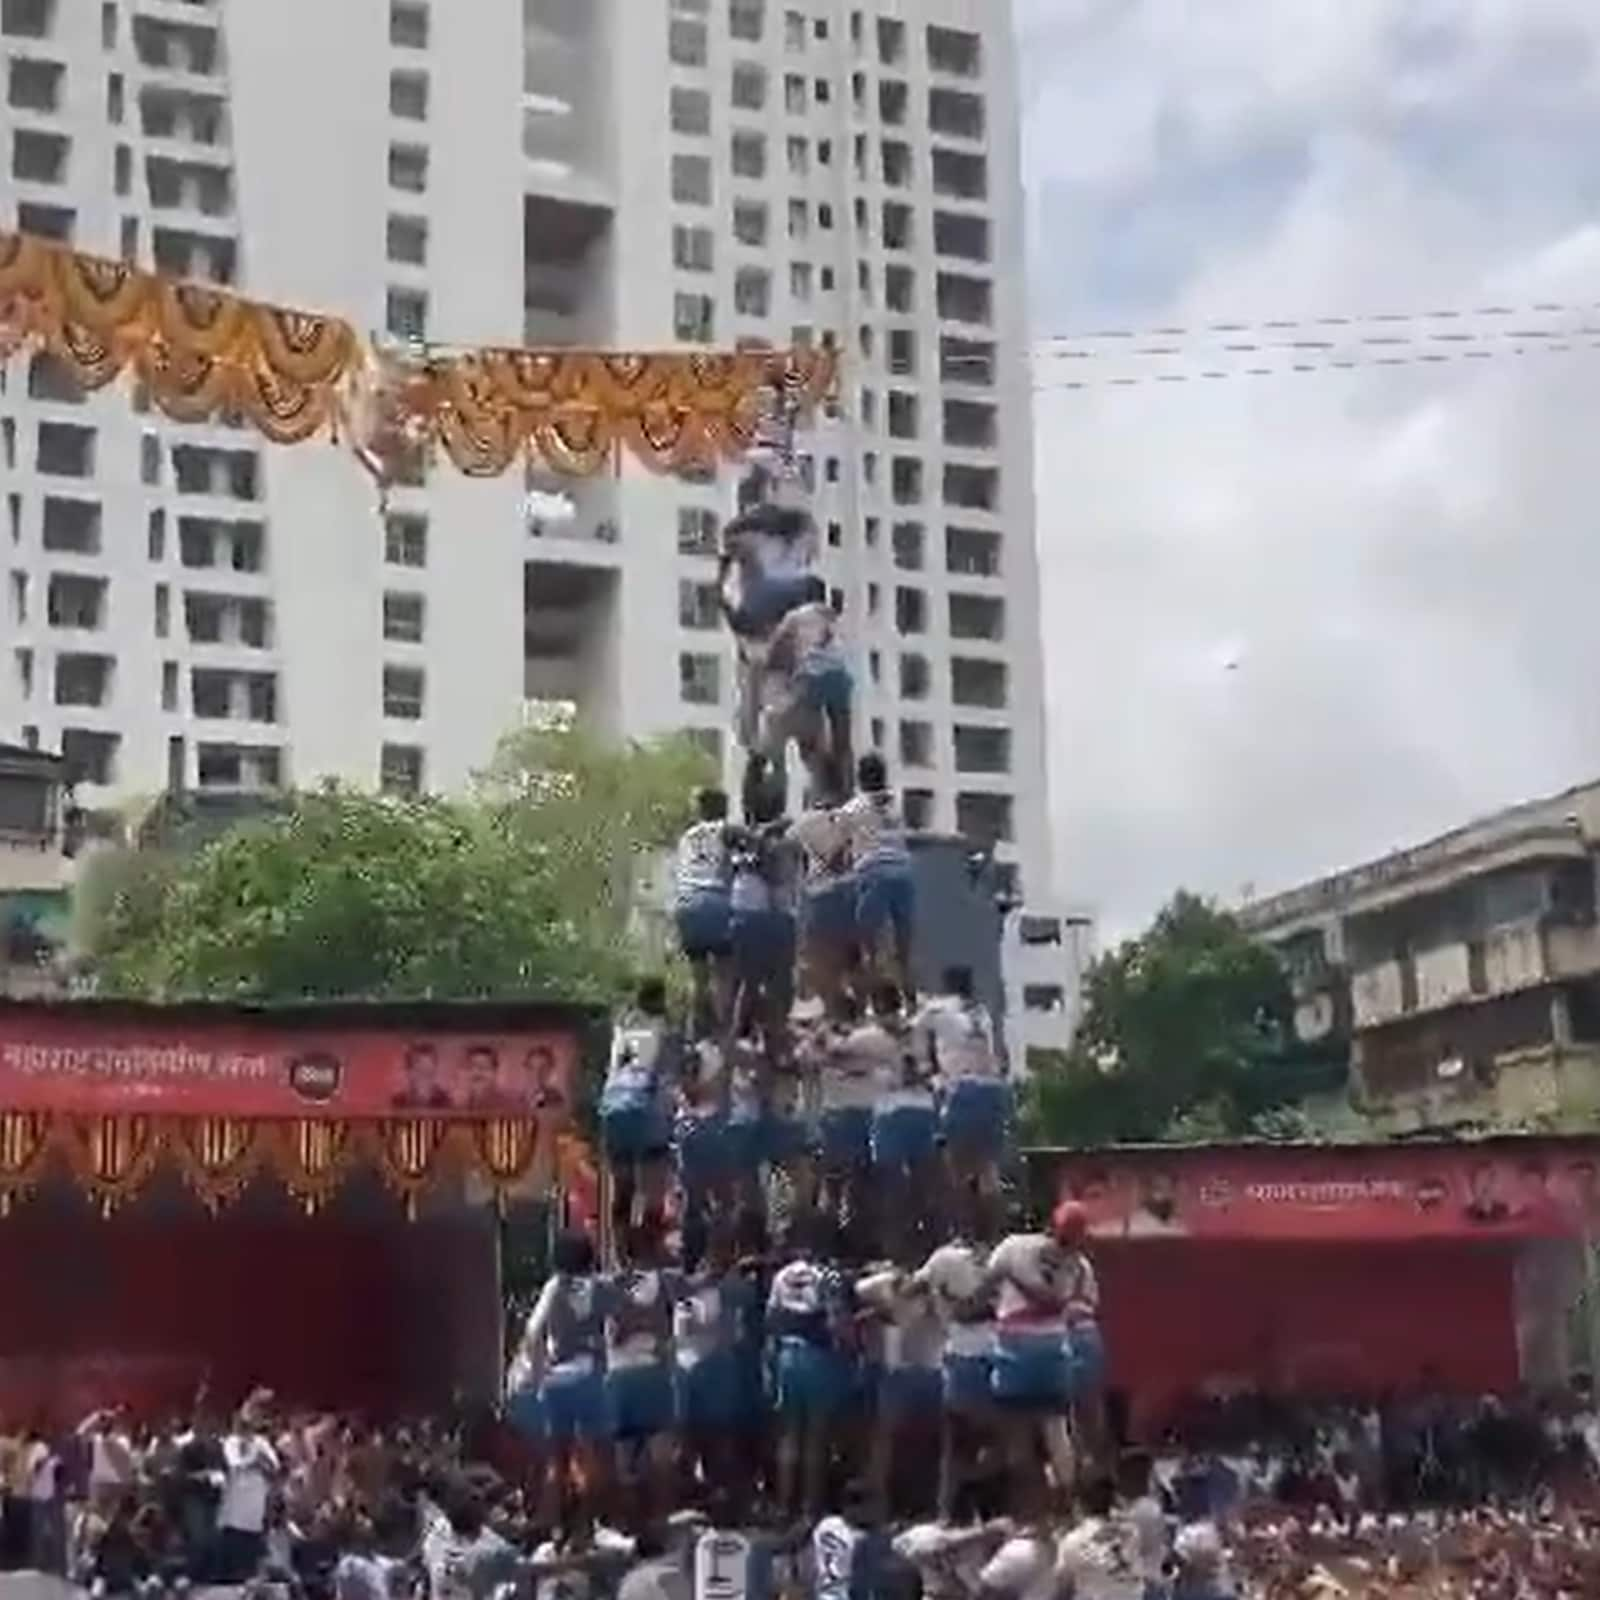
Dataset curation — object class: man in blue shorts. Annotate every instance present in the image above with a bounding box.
[604,1218,679,1531]
[673,789,735,1037]
[912,969,1006,1218]
[866,985,939,1259]
[600,979,680,1242]
[839,753,915,990]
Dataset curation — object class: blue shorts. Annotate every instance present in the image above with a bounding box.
[733,572,814,634]
[942,1349,994,1411]
[676,891,732,959]
[602,1104,671,1162]
[942,1080,1009,1155]
[765,1114,811,1166]
[872,1103,937,1168]
[607,1363,674,1439]
[677,1113,730,1184]
[732,906,796,984]
[1068,1322,1105,1393]
[880,1365,942,1420]
[804,880,857,945]
[505,1384,547,1441]
[541,1366,609,1440]
[856,862,914,950]
[676,1351,755,1432]
[800,662,853,715]
[772,1338,848,1420]
[819,1106,871,1167]
[991,1330,1071,1409]
[725,1115,767,1173]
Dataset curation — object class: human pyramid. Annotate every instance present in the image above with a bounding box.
[503,404,1107,1560]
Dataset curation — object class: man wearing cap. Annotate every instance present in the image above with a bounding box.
[986,1202,1103,1504]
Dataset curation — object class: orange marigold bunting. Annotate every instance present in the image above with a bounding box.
[0,230,357,443]
[0,229,838,479]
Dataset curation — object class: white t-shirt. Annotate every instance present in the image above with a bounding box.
[25,1441,58,1503]
[676,822,732,901]
[1053,1518,1143,1600]
[894,1525,994,1600]
[89,1431,133,1489]
[790,807,851,893]
[817,1025,890,1112]
[912,995,999,1084]
[839,791,910,871]
[813,1515,865,1600]
[219,1431,279,1533]
[916,1242,995,1358]
[978,1534,1060,1600]
[987,1234,1098,1331]
[857,1269,941,1370]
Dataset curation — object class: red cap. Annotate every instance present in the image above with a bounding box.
[1051,1199,1090,1243]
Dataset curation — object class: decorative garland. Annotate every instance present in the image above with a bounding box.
[0,1110,595,1218]
[0,230,836,479]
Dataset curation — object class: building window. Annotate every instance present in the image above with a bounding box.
[784,73,807,114]
[783,9,805,50]
[673,224,714,273]
[951,655,1007,709]
[954,724,1010,775]
[388,143,428,192]
[904,789,934,832]
[899,652,929,700]
[15,201,73,241]
[891,456,924,506]
[47,573,106,630]
[937,271,992,326]
[787,199,809,239]
[390,1,428,49]
[54,652,112,708]
[927,25,982,78]
[949,592,1005,641]
[36,422,95,478]
[732,201,769,247]
[678,579,721,631]
[941,335,995,386]
[671,153,712,205]
[787,136,809,176]
[384,512,428,567]
[730,131,766,179]
[147,508,166,562]
[734,266,770,318]
[899,720,933,769]
[62,728,119,787]
[669,18,708,66]
[887,391,920,440]
[1024,985,1066,1014]
[381,742,424,796]
[674,292,715,343]
[957,791,1013,845]
[386,287,428,340]
[389,70,429,120]
[383,665,425,720]
[731,62,767,110]
[730,0,764,41]
[7,56,63,113]
[386,214,428,265]
[677,506,720,557]
[891,522,924,571]
[12,127,68,184]
[670,86,711,136]
[383,591,425,644]
[679,651,721,705]
[41,497,101,554]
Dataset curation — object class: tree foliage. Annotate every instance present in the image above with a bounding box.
[1022,890,1306,1148]
[77,726,713,1004]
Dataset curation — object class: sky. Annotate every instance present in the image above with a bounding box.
[1015,0,1600,941]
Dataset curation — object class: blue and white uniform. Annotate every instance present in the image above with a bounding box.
[674,820,734,958]
[604,1266,678,1439]
[724,505,819,637]
[767,1257,850,1419]
[676,1039,731,1188]
[914,1240,996,1411]
[870,1021,937,1171]
[515,1273,611,1440]
[729,830,798,988]
[600,1016,677,1162]
[855,1268,943,1420]
[791,804,855,951]
[839,792,915,956]
[987,1233,1101,1408]
[675,1269,760,1433]
[817,1024,886,1170]
[773,602,852,717]
[913,994,1007,1157]
[812,1515,889,1600]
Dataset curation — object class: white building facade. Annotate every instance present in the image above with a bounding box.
[0,0,1063,1046]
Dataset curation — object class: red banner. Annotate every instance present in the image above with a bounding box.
[0,1007,577,1122]
[1034,1138,1600,1242]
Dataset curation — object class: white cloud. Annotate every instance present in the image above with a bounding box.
[1020,0,1600,937]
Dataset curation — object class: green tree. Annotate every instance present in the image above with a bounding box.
[1022,890,1303,1147]
[78,727,713,1004]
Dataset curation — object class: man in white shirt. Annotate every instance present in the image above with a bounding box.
[674,789,735,1037]
[22,1427,64,1574]
[815,1002,891,1237]
[217,1399,281,1582]
[916,1236,998,1520]
[914,970,1007,1206]
[864,985,939,1257]
[838,753,915,989]
[856,1256,944,1516]
[790,778,856,1017]
[763,577,854,801]
[79,1408,134,1515]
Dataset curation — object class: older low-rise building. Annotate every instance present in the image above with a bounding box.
[1240,779,1600,1135]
